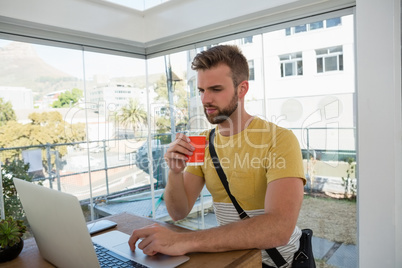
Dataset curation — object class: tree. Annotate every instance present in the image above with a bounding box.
[0,98,16,127]
[154,74,188,133]
[52,88,83,108]
[0,111,85,161]
[154,74,187,109]
[114,98,147,138]
[1,159,33,219]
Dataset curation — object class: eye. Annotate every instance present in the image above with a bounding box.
[198,89,204,95]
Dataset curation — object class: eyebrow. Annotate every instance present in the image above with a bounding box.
[198,84,223,91]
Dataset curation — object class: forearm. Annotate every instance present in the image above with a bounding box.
[180,213,294,253]
[130,178,303,257]
[164,170,192,221]
[179,178,304,254]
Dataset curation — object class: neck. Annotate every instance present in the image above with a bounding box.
[217,107,253,137]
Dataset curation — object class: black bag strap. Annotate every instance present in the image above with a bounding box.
[208,128,287,268]
[208,128,249,220]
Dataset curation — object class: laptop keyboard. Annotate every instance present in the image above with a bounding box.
[93,242,149,268]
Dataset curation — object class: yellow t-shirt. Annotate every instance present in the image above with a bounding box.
[186,117,306,211]
[185,117,306,267]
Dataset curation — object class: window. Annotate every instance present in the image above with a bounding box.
[316,46,343,73]
[326,17,342,28]
[294,24,307,33]
[241,36,253,44]
[279,52,303,77]
[309,21,324,30]
[248,60,255,80]
[0,13,358,267]
[285,17,341,36]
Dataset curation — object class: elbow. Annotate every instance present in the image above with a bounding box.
[167,210,188,222]
[259,229,293,249]
[170,214,184,222]
[276,232,293,247]
[275,227,295,247]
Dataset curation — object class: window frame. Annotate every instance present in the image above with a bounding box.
[279,52,303,77]
[316,46,344,73]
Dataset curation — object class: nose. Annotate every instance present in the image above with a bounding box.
[200,90,212,105]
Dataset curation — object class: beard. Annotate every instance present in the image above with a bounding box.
[204,91,238,124]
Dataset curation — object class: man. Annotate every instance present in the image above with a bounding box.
[129,45,306,267]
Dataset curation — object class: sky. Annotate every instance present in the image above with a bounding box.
[0,39,187,79]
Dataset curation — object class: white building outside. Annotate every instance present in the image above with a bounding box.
[186,14,356,155]
[0,86,33,110]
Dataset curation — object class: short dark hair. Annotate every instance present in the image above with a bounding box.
[191,45,249,87]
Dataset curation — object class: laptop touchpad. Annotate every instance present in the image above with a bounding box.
[113,242,189,268]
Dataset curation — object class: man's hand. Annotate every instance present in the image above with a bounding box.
[164,133,195,174]
[128,223,190,256]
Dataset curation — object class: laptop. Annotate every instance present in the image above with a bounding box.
[13,178,190,268]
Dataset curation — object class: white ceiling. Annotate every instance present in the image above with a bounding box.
[0,0,355,57]
[100,0,173,11]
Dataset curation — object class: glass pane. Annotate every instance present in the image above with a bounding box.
[325,56,338,71]
[317,58,323,73]
[243,36,253,44]
[329,46,343,53]
[295,24,307,33]
[248,60,255,80]
[310,21,324,30]
[263,14,356,267]
[297,60,303,75]
[0,12,357,268]
[339,55,344,71]
[285,62,294,76]
[104,0,171,11]
[316,48,328,55]
[0,39,86,221]
[291,52,302,59]
[327,17,342,28]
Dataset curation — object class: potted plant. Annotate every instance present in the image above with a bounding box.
[0,216,27,262]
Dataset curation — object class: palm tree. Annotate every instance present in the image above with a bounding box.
[115,98,147,138]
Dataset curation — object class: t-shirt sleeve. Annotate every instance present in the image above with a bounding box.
[266,129,306,185]
[185,163,204,177]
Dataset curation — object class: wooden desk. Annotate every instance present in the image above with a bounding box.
[2,213,261,267]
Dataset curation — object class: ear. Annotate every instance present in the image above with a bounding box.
[237,81,249,99]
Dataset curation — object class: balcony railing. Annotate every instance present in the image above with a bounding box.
[1,127,356,219]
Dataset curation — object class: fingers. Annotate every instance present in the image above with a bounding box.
[128,224,161,256]
[138,236,158,256]
[164,133,195,169]
[171,133,194,156]
[128,224,186,256]
[128,230,139,251]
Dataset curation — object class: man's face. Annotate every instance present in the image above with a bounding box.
[197,64,239,124]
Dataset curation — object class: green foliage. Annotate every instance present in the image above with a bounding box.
[154,74,189,133]
[0,98,16,127]
[1,160,33,220]
[0,216,27,248]
[0,111,85,161]
[154,134,172,145]
[341,157,357,200]
[114,98,147,137]
[154,75,188,110]
[154,75,169,101]
[51,88,83,108]
[156,117,171,133]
